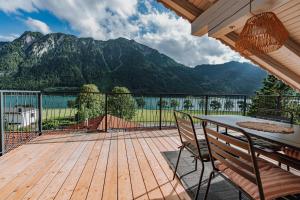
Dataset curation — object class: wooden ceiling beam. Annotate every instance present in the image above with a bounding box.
[226,32,300,90]
[191,0,289,37]
[284,38,300,58]
[157,0,203,22]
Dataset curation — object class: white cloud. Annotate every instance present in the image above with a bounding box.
[134,4,247,66]
[0,0,248,66]
[25,17,51,34]
[0,0,38,13]
[0,33,19,41]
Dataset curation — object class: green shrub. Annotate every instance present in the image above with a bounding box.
[108,86,136,120]
[76,84,104,121]
[183,97,193,110]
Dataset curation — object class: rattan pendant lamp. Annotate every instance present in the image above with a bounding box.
[236,0,289,56]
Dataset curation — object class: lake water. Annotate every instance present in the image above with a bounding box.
[2,94,251,111]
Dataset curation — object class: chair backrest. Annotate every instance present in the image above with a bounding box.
[202,120,265,200]
[174,111,202,157]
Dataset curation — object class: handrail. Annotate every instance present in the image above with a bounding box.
[0,90,41,93]
[41,91,300,98]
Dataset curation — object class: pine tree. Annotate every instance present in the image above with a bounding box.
[248,75,294,115]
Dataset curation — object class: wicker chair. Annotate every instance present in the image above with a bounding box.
[173,111,210,200]
[202,120,300,200]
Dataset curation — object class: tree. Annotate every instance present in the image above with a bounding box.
[170,99,179,109]
[198,99,205,110]
[224,99,234,111]
[258,75,292,96]
[108,86,136,120]
[183,97,193,110]
[136,97,146,109]
[237,100,247,112]
[76,84,104,121]
[248,75,295,115]
[157,99,169,109]
[210,100,221,111]
[67,100,76,108]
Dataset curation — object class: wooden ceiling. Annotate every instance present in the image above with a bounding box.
[157,0,217,22]
[158,0,300,91]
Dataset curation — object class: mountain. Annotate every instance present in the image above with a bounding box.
[0,42,7,48]
[193,62,267,94]
[0,31,267,94]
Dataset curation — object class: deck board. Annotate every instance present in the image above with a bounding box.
[86,133,110,200]
[124,133,149,200]
[102,132,118,200]
[0,130,191,200]
[142,131,191,200]
[117,131,133,200]
[136,133,180,200]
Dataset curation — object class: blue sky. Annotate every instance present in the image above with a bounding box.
[0,0,245,66]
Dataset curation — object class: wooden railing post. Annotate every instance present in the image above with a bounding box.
[0,92,4,156]
[38,93,42,135]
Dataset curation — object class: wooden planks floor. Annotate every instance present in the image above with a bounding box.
[0,129,191,200]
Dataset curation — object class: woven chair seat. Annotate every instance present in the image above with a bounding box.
[217,159,300,200]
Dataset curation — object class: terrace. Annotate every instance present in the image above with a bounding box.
[1,0,300,199]
[0,91,299,200]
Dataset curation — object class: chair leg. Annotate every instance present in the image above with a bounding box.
[195,158,198,171]
[204,171,214,200]
[238,190,242,200]
[287,165,290,171]
[194,161,204,200]
[173,147,183,180]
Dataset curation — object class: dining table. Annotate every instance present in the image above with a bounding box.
[195,115,300,151]
[194,115,300,170]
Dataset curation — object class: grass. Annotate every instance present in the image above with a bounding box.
[132,109,242,124]
[42,108,241,122]
[42,108,243,123]
[43,108,77,121]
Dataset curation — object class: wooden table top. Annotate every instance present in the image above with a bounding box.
[195,115,300,151]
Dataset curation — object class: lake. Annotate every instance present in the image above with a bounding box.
[2,94,251,112]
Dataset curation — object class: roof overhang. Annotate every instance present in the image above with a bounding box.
[158,0,300,91]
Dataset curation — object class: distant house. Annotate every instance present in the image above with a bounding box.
[4,106,37,128]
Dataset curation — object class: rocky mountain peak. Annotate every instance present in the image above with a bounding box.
[0,31,266,94]
[16,31,44,49]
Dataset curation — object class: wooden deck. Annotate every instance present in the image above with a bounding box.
[0,129,191,200]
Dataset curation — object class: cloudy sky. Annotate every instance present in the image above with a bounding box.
[0,0,246,66]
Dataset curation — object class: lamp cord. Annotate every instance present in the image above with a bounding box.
[250,0,255,15]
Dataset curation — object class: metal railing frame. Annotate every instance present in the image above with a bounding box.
[1,90,299,156]
[0,90,42,156]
